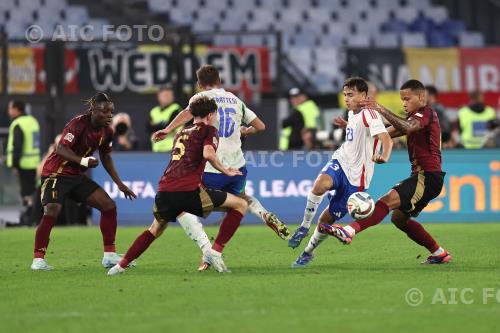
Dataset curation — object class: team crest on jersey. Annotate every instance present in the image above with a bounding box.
[64,133,75,142]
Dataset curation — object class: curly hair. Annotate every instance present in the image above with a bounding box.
[189,96,217,118]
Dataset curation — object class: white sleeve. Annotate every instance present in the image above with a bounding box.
[242,104,257,124]
[363,109,387,137]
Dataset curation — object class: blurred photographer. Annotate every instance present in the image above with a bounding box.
[112,113,138,151]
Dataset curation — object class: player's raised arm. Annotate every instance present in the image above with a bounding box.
[372,131,393,164]
[203,145,242,177]
[360,100,422,135]
[153,108,193,142]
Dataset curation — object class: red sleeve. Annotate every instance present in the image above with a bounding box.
[59,117,84,149]
[99,127,114,154]
[409,107,431,128]
[203,126,219,151]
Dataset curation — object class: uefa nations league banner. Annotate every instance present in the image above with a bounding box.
[91,150,500,226]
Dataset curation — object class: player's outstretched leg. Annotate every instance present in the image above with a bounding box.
[292,208,332,268]
[323,189,399,245]
[177,213,213,271]
[208,194,248,273]
[288,174,330,249]
[245,194,290,240]
[31,203,61,270]
[391,210,451,264]
[107,219,167,276]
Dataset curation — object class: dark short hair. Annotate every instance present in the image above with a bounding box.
[84,92,113,111]
[196,65,220,86]
[343,77,368,94]
[190,96,217,118]
[469,90,482,102]
[157,84,173,93]
[400,79,425,91]
[10,100,26,113]
[425,85,438,96]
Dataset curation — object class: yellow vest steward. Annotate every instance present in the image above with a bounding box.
[458,106,496,149]
[7,115,41,169]
[150,103,182,152]
[279,100,320,150]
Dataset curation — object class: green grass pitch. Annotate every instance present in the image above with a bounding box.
[1,223,499,333]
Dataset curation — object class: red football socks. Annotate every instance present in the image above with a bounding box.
[350,201,390,233]
[212,210,243,253]
[100,207,117,253]
[119,230,156,268]
[403,219,440,253]
[34,215,56,258]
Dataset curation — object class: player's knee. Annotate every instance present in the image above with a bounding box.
[149,220,166,237]
[237,198,248,213]
[44,203,61,217]
[312,179,330,195]
[100,198,116,212]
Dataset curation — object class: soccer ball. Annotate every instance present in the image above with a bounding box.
[347,192,375,220]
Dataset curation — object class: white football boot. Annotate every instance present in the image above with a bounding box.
[31,258,53,271]
[102,252,136,268]
[207,249,231,273]
[107,264,125,276]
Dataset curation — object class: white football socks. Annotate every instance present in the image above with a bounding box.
[300,192,324,229]
[431,247,445,256]
[247,195,269,223]
[304,227,328,254]
[177,213,212,254]
[343,225,356,237]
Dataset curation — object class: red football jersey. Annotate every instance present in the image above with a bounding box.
[158,122,219,192]
[42,114,113,177]
[406,106,442,173]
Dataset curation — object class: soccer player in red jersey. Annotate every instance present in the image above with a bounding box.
[107,96,247,275]
[31,92,137,271]
[321,79,451,264]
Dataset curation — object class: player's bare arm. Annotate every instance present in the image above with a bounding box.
[360,100,423,135]
[56,143,99,168]
[387,126,404,138]
[372,131,393,164]
[240,117,266,137]
[153,108,193,142]
[99,151,137,200]
[203,145,242,177]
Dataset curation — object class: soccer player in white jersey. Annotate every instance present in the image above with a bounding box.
[288,77,393,267]
[153,65,290,270]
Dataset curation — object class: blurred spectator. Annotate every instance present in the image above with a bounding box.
[302,128,320,150]
[6,101,40,225]
[112,113,138,151]
[148,85,182,152]
[279,88,320,150]
[458,91,496,149]
[481,119,500,148]
[425,85,454,146]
